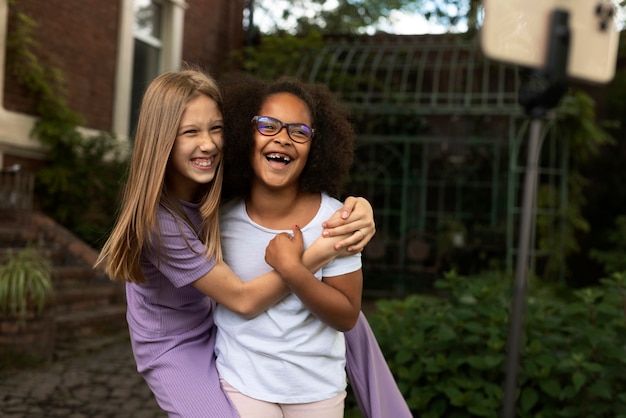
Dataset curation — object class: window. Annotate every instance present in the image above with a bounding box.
[130,0,163,137]
[114,0,185,138]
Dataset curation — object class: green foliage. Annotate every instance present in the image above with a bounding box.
[0,246,54,326]
[535,90,616,280]
[369,270,626,417]
[240,31,326,79]
[35,132,127,246]
[589,215,626,274]
[6,7,83,130]
[6,3,128,247]
[556,90,616,161]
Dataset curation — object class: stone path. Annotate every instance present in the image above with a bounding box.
[0,333,166,418]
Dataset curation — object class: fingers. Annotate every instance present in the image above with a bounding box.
[280,231,294,241]
[322,208,349,231]
[332,228,373,253]
[322,196,373,231]
[357,223,375,241]
[339,196,359,219]
[323,197,360,230]
[323,217,374,238]
[348,226,374,252]
[265,226,304,272]
[319,196,376,252]
[292,224,303,246]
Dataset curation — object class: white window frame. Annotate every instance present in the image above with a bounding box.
[113,0,187,138]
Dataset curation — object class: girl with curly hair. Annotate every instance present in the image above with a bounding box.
[216,73,411,417]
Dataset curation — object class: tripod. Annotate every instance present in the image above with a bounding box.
[501,9,570,418]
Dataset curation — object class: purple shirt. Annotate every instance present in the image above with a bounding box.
[126,201,237,417]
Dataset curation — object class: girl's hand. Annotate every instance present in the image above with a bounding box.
[265,226,305,277]
[322,196,376,252]
[307,229,353,267]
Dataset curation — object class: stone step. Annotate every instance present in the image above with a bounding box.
[55,304,128,343]
[0,224,40,246]
[0,244,67,265]
[53,329,131,361]
[51,264,101,284]
[54,282,125,314]
[0,212,129,360]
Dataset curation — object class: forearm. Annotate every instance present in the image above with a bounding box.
[195,248,338,319]
[240,245,334,315]
[263,227,358,328]
[301,232,347,270]
[281,265,362,331]
[231,248,336,317]
[239,271,291,317]
[192,262,289,318]
[301,246,332,272]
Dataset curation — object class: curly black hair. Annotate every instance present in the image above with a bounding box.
[219,72,354,201]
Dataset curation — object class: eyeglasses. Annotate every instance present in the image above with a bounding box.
[251,116,314,143]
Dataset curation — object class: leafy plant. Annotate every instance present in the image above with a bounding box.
[369,270,626,417]
[534,90,616,281]
[6,2,128,247]
[589,215,626,274]
[0,246,54,326]
[239,30,326,80]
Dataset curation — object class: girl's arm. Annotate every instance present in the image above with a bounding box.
[191,231,350,318]
[265,226,363,332]
[323,196,376,252]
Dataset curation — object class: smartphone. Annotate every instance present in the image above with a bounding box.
[481,0,620,84]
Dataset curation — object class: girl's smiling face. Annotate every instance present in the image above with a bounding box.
[166,94,223,201]
[250,92,313,192]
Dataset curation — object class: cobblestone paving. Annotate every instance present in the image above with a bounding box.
[0,335,166,418]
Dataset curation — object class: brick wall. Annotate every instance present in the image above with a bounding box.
[0,309,55,363]
[4,0,120,131]
[182,0,244,76]
[3,0,245,133]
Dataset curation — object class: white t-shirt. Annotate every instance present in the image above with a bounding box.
[215,193,362,404]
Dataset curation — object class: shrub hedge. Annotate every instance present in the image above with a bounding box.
[368,271,626,417]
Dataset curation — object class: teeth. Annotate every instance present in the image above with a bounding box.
[193,158,213,167]
[266,153,291,162]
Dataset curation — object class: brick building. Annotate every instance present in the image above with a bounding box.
[0,0,244,169]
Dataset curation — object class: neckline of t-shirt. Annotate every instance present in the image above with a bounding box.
[241,193,327,234]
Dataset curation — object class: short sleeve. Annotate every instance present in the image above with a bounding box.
[144,207,216,288]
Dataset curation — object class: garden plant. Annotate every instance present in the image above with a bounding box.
[368,270,626,417]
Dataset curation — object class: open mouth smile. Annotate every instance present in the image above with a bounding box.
[265,152,292,164]
[191,157,216,168]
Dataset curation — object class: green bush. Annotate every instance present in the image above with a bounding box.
[590,215,626,275]
[35,131,127,247]
[369,271,626,417]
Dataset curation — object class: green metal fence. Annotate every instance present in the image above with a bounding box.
[274,35,570,295]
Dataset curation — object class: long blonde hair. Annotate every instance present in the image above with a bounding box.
[95,69,223,283]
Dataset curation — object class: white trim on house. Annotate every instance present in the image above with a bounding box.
[0,0,45,165]
[162,0,187,72]
[112,0,136,139]
[115,0,188,138]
